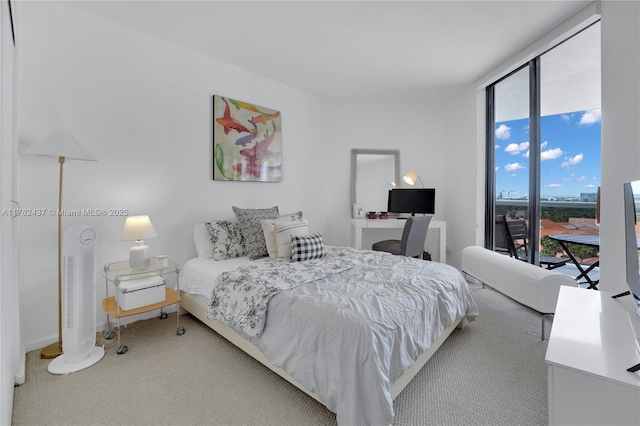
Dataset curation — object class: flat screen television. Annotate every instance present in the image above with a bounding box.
[387,188,435,216]
[623,180,640,315]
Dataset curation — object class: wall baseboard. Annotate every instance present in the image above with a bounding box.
[15,344,26,385]
[23,306,178,352]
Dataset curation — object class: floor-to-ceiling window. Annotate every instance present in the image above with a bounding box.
[486,22,601,272]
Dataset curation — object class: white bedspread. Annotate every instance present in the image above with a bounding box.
[181,247,478,426]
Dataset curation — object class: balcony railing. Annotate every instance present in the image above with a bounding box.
[496,200,597,209]
[494,199,599,268]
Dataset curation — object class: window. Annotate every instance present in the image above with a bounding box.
[486,22,601,267]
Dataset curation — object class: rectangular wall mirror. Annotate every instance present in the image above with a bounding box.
[351,149,400,217]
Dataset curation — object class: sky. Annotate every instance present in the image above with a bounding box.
[495,109,601,199]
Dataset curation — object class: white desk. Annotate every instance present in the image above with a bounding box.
[351,218,446,263]
[545,286,640,425]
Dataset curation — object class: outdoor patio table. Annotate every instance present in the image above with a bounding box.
[549,233,600,289]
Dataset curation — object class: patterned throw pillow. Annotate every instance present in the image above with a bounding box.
[261,211,304,258]
[232,206,280,260]
[291,233,325,262]
[205,220,245,260]
[274,219,309,259]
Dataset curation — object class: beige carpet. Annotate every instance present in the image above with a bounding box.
[12,281,549,425]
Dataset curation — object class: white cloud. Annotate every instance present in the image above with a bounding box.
[584,184,597,188]
[579,109,601,126]
[505,162,525,172]
[561,114,571,122]
[495,144,500,149]
[548,183,564,188]
[541,141,548,149]
[562,153,583,167]
[495,124,511,140]
[504,142,529,155]
[541,147,563,161]
[577,176,587,182]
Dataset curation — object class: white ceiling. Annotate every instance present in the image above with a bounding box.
[66,0,594,101]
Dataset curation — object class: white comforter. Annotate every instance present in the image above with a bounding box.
[181,247,478,426]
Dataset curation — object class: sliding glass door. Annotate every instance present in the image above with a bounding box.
[486,22,601,268]
[488,65,532,260]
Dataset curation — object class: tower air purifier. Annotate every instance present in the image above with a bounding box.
[48,224,104,374]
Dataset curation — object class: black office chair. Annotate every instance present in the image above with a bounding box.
[495,215,568,270]
[372,216,432,258]
[494,215,518,256]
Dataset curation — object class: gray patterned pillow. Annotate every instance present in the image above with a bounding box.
[232,206,280,259]
[205,220,245,260]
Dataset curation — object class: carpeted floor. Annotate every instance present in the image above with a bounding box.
[12,281,549,425]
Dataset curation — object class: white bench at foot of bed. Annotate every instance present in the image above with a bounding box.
[461,246,577,340]
[179,291,465,405]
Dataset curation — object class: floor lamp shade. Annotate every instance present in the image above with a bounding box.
[20,129,97,360]
[121,215,157,270]
[21,130,97,161]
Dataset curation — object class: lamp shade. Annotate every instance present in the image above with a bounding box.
[21,130,97,161]
[121,216,157,241]
[403,171,420,186]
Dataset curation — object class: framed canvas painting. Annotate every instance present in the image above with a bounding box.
[213,95,282,182]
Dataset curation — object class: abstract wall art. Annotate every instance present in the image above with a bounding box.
[213,95,282,182]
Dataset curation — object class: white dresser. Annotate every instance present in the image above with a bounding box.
[545,286,640,425]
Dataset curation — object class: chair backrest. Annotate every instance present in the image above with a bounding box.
[494,215,519,258]
[507,219,529,257]
[401,216,432,257]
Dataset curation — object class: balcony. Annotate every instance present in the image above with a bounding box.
[496,200,599,288]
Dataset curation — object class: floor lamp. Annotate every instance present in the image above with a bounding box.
[21,130,97,359]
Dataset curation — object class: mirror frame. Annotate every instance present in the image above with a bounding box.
[350,149,400,217]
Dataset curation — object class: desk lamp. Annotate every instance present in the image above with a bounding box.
[403,171,424,187]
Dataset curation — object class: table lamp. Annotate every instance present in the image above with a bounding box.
[21,129,97,359]
[121,215,157,270]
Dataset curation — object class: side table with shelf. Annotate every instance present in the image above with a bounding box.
[103,258,184,354]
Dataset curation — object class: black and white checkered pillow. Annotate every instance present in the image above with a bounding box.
[291,233,325,261]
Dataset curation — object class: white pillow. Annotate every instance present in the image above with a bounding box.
[261,211,304,258]
[274,219,309,259]
[193,223,214,258]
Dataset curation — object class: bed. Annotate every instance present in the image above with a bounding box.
[178,215,478,425]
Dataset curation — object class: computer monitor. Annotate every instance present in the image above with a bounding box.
[387,188,435,216]
[623,180,640,315]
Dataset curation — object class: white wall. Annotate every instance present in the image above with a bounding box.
[0,0,20,423]
[441,85,486,269]
[598,0,640,293]
[17,1,331,350]
[327,99,450,252]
